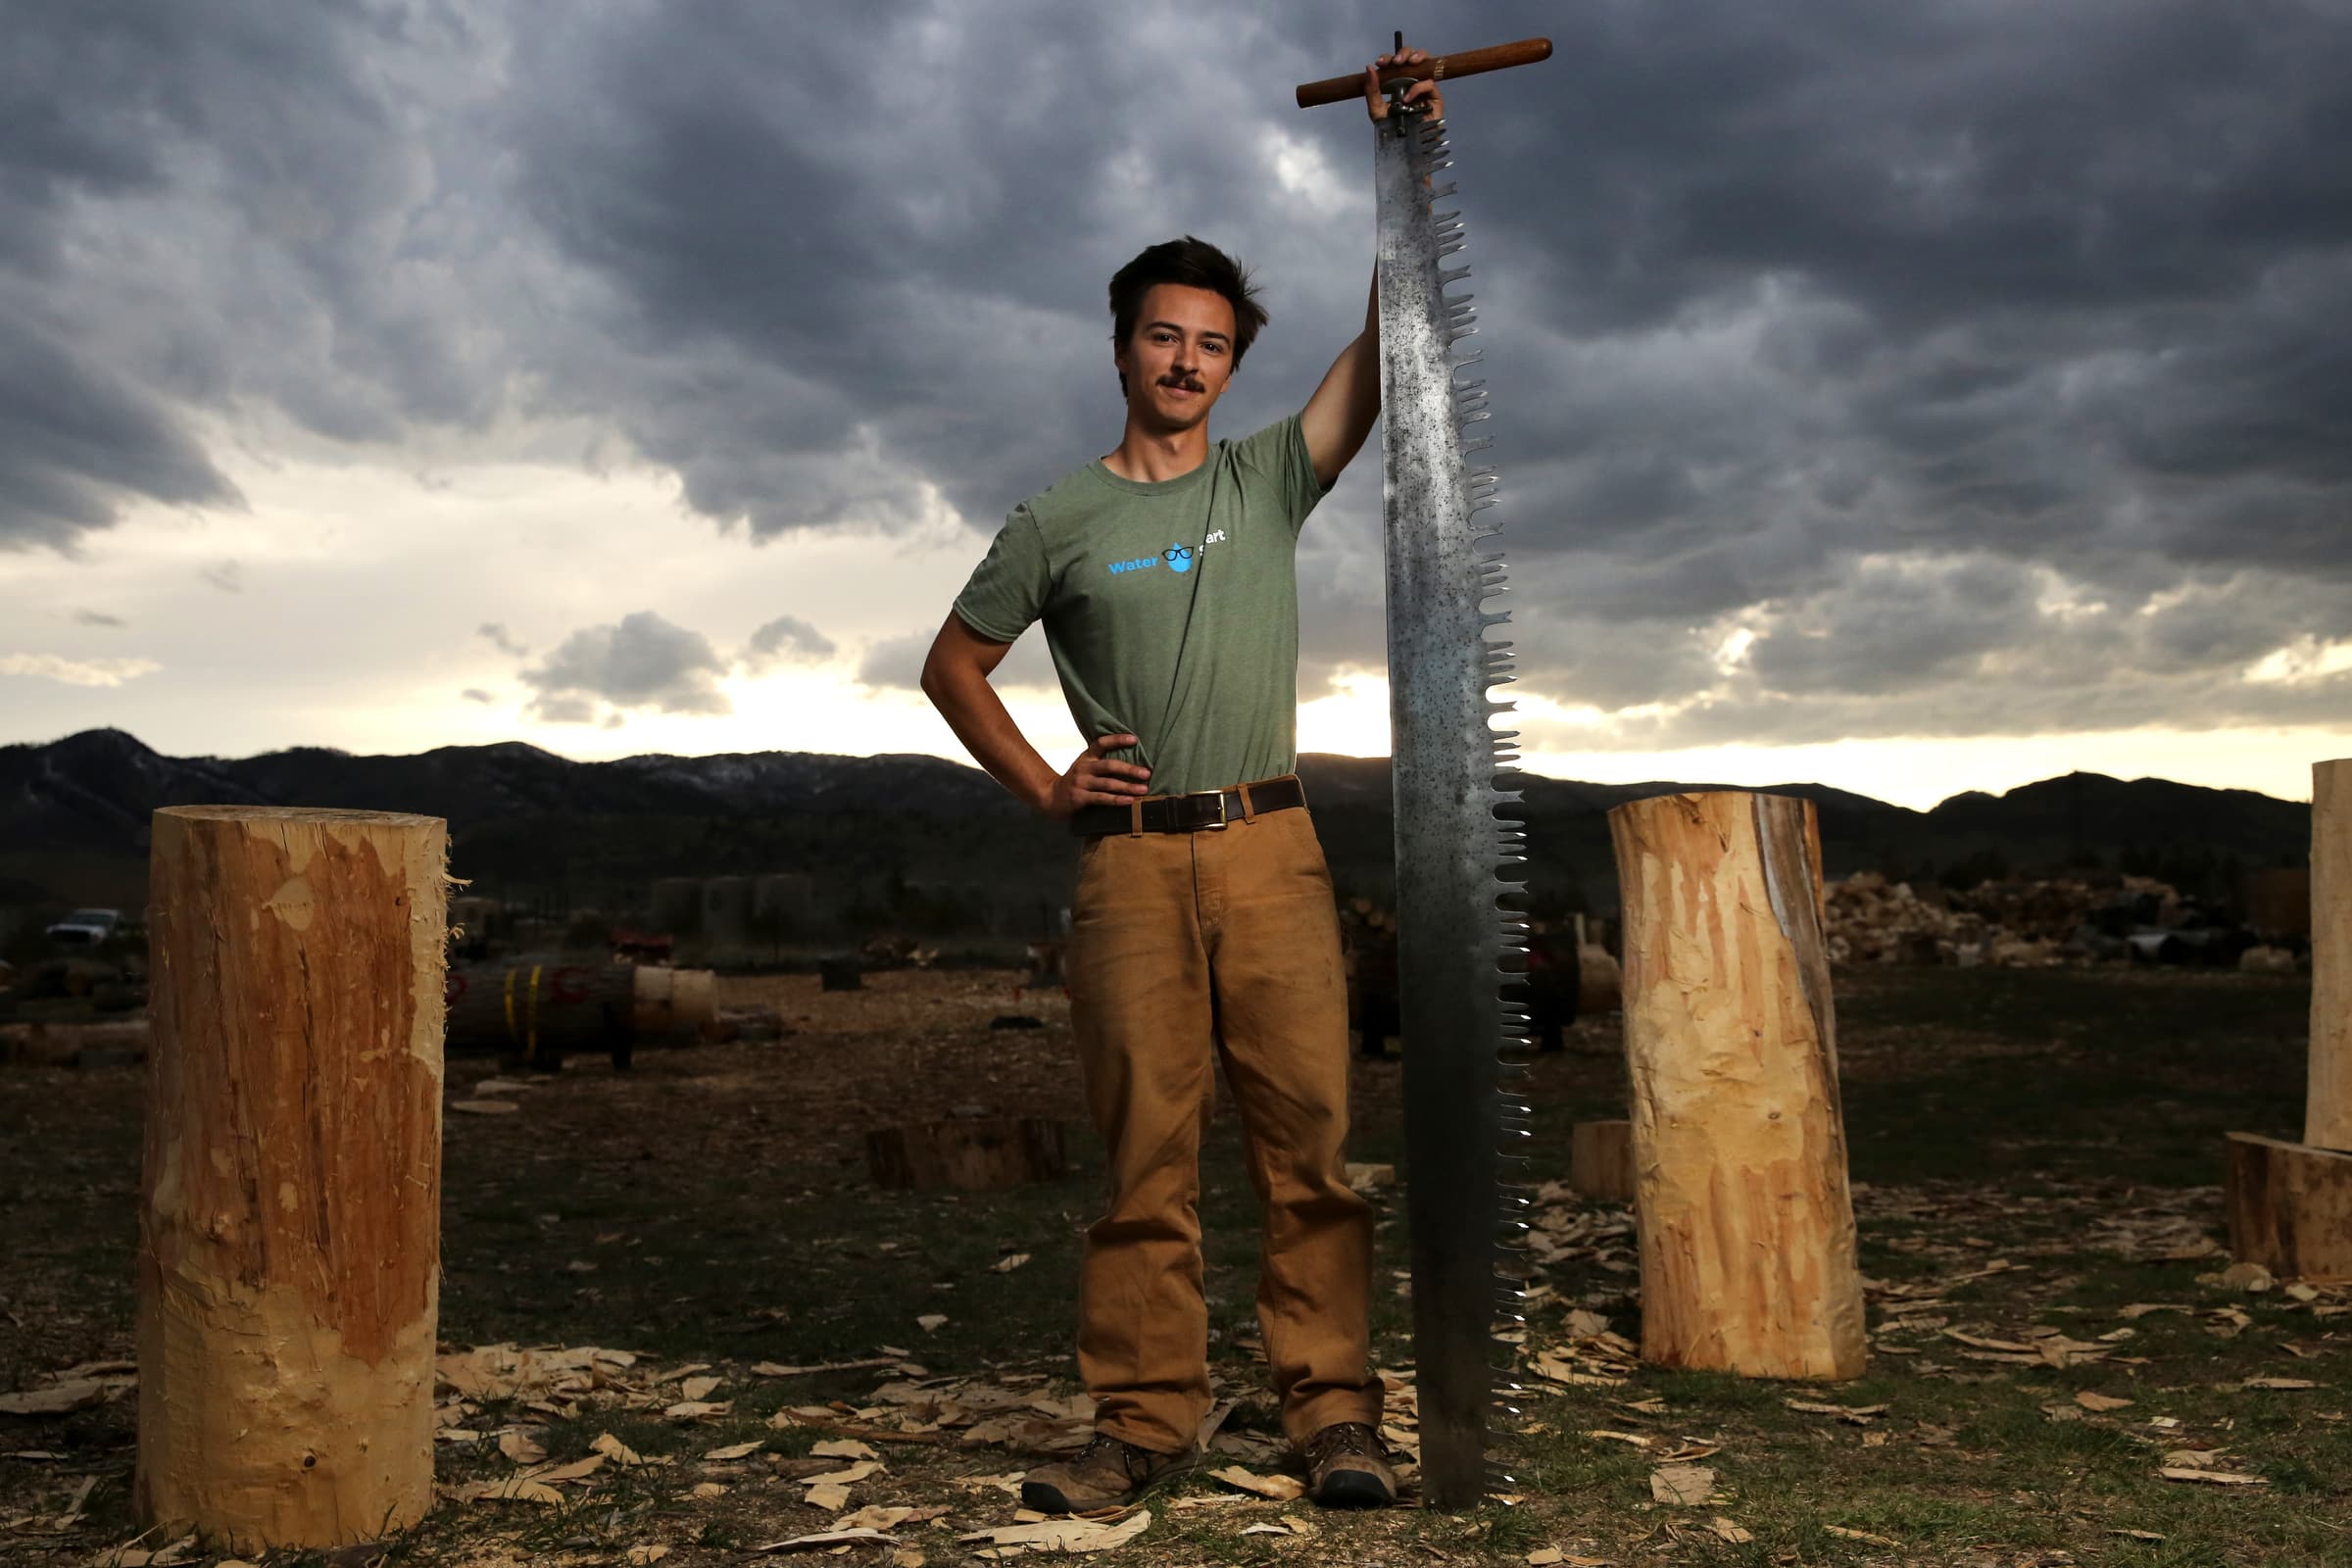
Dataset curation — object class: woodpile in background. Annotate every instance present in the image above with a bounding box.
[1823,870,2243,969]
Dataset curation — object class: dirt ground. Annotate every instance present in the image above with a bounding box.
[2,965,2346,1567]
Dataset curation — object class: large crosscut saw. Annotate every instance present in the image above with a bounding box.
[1297,36,1553,1509]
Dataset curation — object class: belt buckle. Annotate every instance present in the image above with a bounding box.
[1182,789,1229,830]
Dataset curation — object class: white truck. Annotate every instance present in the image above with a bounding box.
[44,907,122,946]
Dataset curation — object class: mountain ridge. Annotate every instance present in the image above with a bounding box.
[0,728,2312,916]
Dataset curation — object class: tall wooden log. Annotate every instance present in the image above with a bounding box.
[1608,791,1866,1380]
[2311,759,2352,1152]
[138,807,446,1550]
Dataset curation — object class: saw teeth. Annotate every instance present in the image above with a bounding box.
[1383,98,1540,1504]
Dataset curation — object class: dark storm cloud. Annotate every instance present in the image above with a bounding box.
[6,0,2350,750]
[1742,558,2041,698]
[519,611,732,721]
[1520,559,2352,752]
[0,0,500,550]
[1445,1,2352,612]
[0,318,241,552]
[495,1,1352,541]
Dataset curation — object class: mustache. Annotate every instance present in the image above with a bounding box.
[1159,376,1205,392]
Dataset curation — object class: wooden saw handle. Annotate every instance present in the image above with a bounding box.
[1294,36,1552,110]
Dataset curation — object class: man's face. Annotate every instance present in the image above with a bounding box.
[1116,283,1238,432]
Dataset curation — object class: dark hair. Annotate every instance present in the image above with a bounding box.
[1107,236,1268,396]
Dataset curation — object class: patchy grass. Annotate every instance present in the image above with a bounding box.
[2,965,2346,1566]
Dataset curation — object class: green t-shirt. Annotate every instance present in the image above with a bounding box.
[952,415,1328,797]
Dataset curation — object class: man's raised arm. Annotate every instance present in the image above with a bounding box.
[918,612,1152,820]
[1299,272,1381,490]
[1298,49,1444,490]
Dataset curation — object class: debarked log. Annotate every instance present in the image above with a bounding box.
[138,806,447,1549]
[1608,790,1866,1381]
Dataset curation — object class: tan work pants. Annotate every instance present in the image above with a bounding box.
[1065,795,1382,1452]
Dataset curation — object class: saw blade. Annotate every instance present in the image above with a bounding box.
[1373,106,1535,1510]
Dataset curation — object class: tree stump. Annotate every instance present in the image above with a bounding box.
[138,807,447,1549]
[1608,791,1866,1380]
[2225,1133,2352,1280]
[1570,1119,1636,1203]
[2224,758,2352,1280]
[2311,759,2352,1152]
[866,1117,1067,1192]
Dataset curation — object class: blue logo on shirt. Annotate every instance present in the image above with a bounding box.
[1106,556,1160,576]
[1164,543,1195,575]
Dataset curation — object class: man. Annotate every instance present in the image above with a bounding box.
[919,52,1442,1512]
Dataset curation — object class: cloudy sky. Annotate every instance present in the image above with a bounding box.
[3,0,2348,808]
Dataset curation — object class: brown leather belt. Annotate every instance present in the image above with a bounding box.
[1070,774,1308,837]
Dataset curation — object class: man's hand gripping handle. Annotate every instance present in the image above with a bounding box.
[1293,36,1552,111]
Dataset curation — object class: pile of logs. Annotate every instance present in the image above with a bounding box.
[1825,871,2187,968]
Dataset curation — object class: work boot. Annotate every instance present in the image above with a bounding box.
[1302,1421,1396,1507]
[1020,1433,1198,1514]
